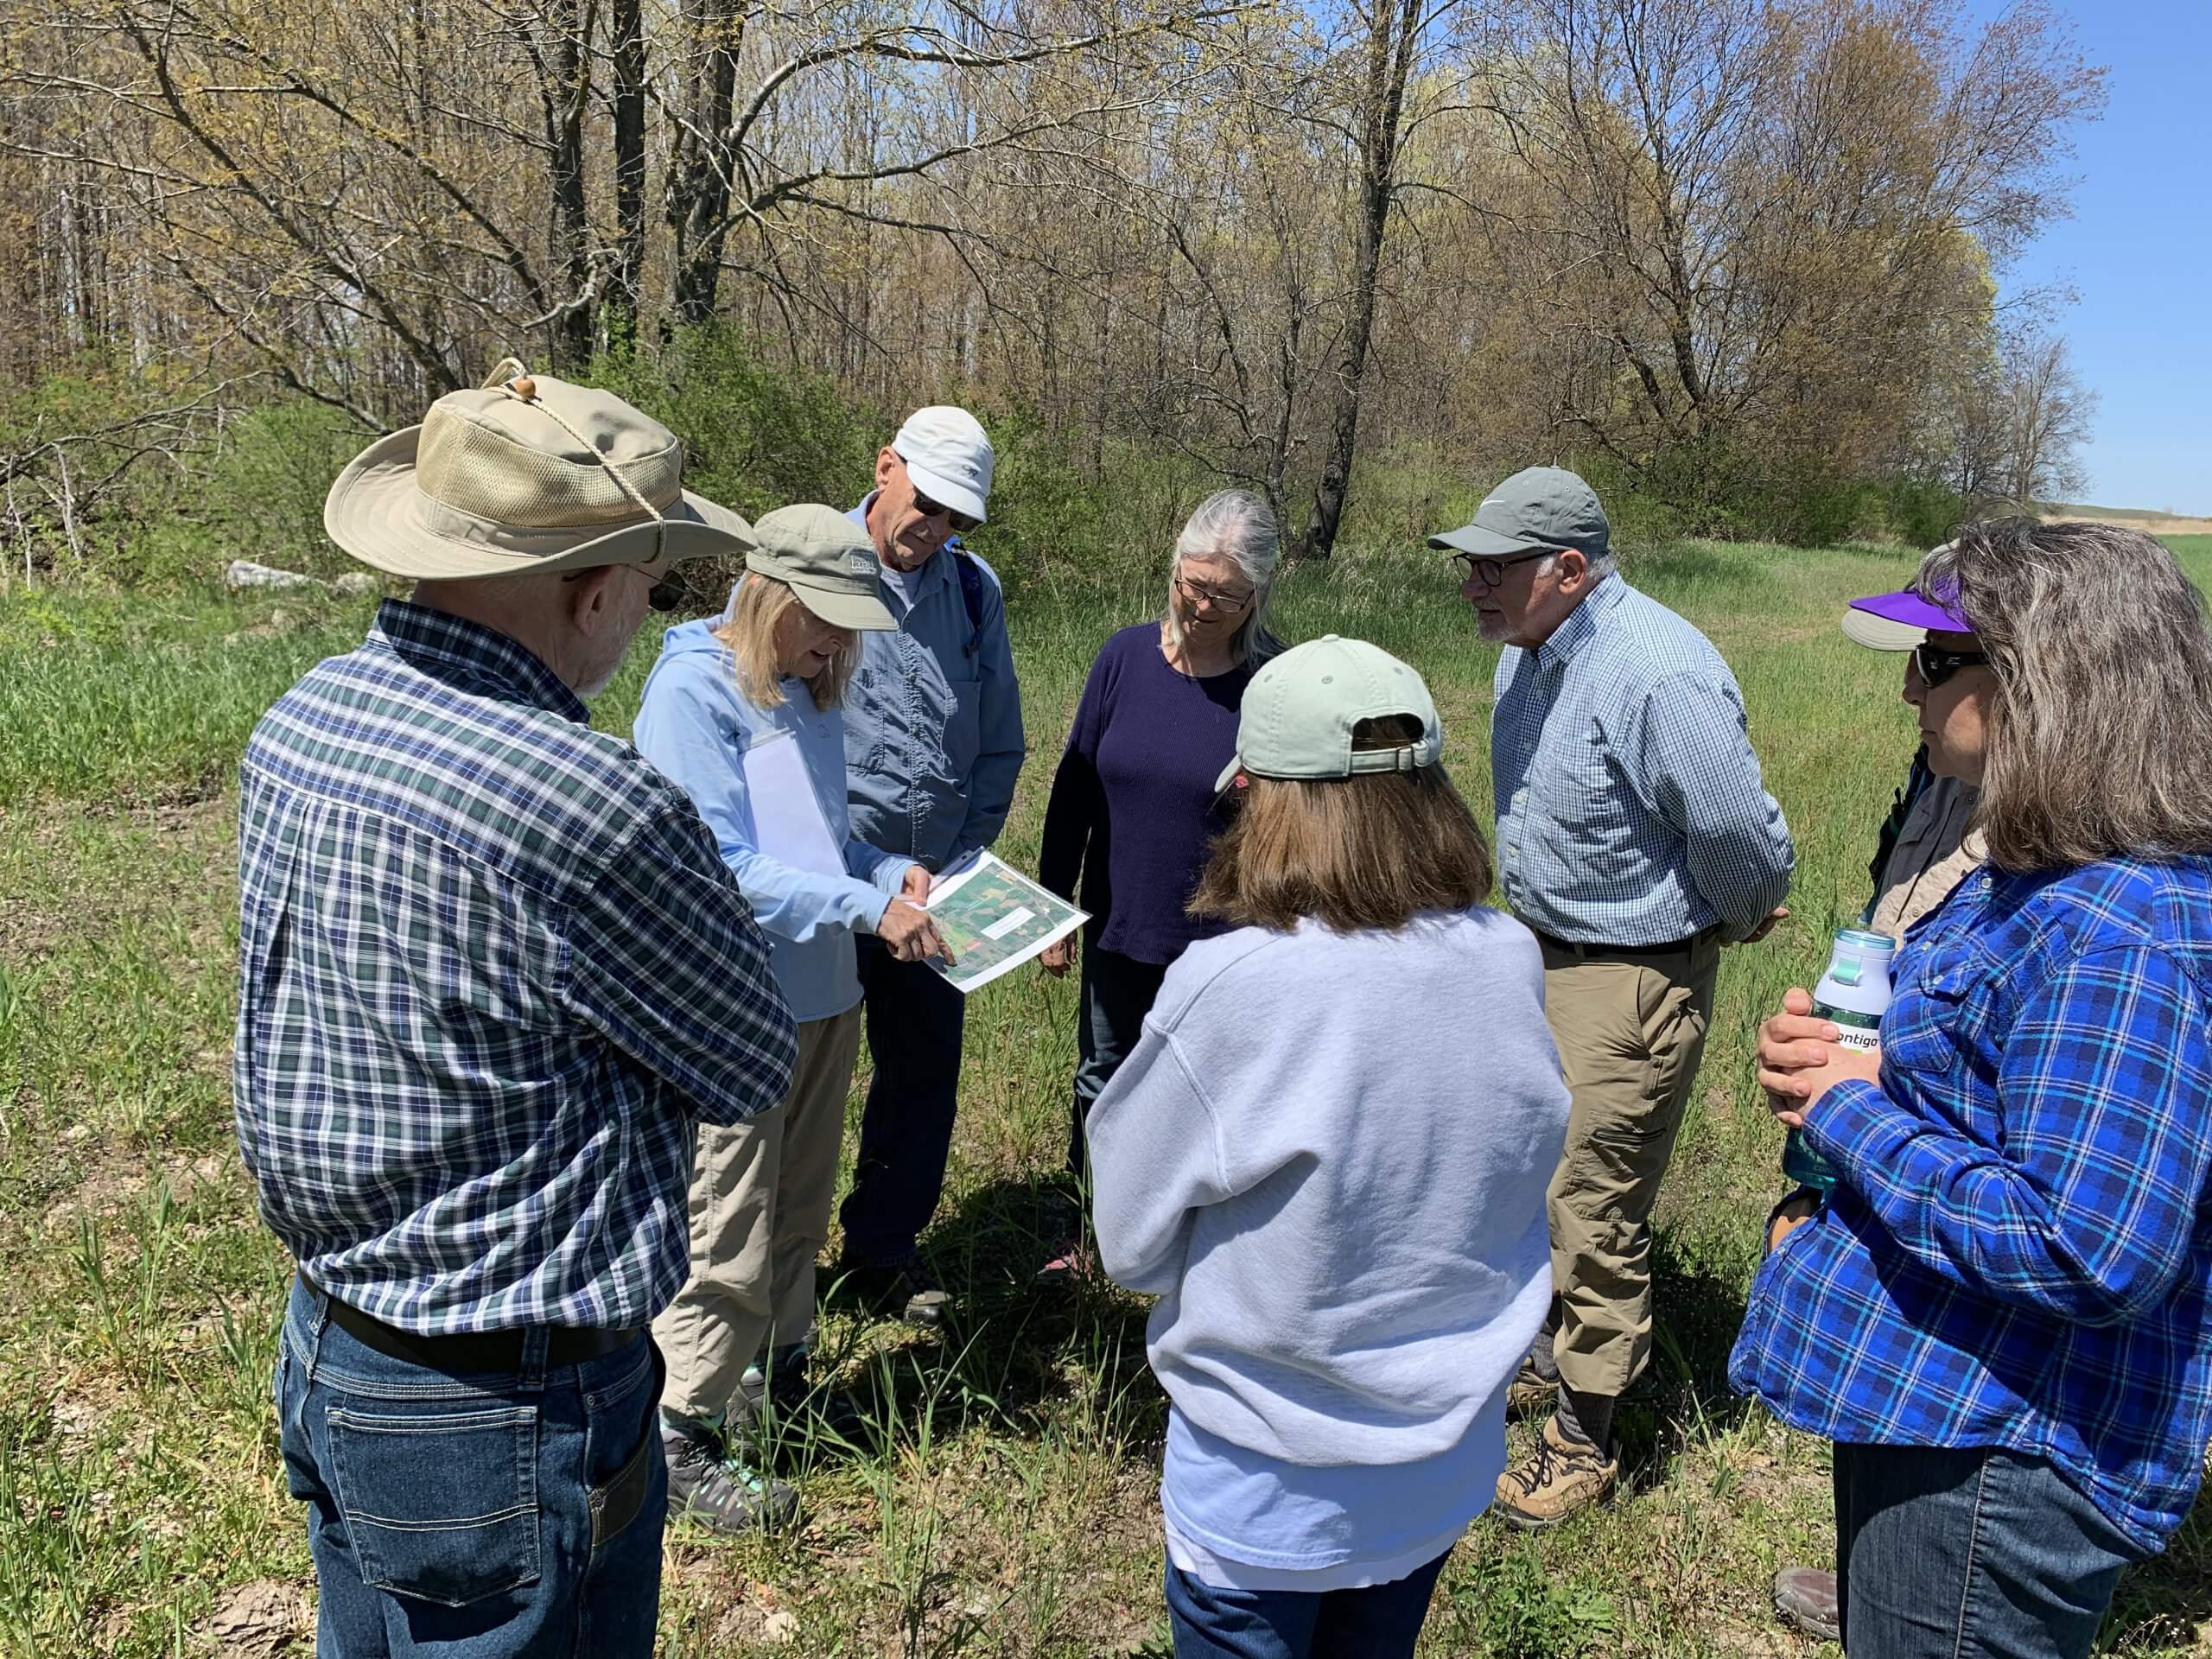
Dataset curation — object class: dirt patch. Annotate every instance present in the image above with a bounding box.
[2047,511,2212,537]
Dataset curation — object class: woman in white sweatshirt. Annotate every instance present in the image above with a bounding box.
[1088,635,1571,1658]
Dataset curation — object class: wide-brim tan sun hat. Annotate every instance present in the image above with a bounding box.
[745,504,898,632]
[324,361,757,581]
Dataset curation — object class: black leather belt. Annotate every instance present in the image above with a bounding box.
[314,1281,641,1372]
[1531,927,1702,960]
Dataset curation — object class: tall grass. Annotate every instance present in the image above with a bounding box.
[3,534,2207,1656]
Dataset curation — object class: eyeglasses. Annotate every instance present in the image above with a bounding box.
[1451,549,1553,588]
[1912,642,1988,689]
[564,567,689,613]
[1175,574,1256,616]
[909,488,980,537]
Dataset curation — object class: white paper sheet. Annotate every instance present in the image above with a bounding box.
[741,729,845,880]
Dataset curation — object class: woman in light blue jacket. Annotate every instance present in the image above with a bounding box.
[635,505,946,1535]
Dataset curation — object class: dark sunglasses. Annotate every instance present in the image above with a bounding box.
[911,491,981,537]
[1450,549,1553,588]
[1912,642,1988,689]
[564,568,689,613]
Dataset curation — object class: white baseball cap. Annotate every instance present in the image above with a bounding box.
[892,406,995,525]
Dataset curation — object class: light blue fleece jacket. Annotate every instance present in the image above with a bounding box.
[633,614,914,1022]
[840,495,1026,873]
[1089,910,1570,1473]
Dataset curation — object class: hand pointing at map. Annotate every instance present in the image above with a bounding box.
[878,898,952,965]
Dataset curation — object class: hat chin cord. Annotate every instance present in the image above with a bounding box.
[499,372,669,566]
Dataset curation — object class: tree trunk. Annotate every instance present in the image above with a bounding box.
[1300,0,1422,561]
[547,0,594,368]
[666,0,743,328]
[609,0,647,348]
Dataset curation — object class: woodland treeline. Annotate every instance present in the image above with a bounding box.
[0,0,2105,575]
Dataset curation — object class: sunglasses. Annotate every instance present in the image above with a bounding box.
[1175,574,1256,616]
[1912,642,1988,689]
[910,490,980,537]
[1450,549,1553,588]
[564,567,689,613]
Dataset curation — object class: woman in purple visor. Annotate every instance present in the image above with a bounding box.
[1734,520,2212,1659]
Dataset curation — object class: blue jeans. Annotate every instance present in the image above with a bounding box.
[1067,943,1168,1179]
[840,933,968,1265]
[276,1278,666,1658]
[1163,1552,1452,1659]
[1834,1442,2144,1659]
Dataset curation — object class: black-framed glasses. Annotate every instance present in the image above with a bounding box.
[1912,642,1988,689]
[1175,573,1256,616]
[1450,549,1553,588]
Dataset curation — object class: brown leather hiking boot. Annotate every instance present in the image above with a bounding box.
[1495,1415,1618,1530]
[1504,1356,1552,1422]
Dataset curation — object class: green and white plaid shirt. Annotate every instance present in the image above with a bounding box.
[234,600,797,1333]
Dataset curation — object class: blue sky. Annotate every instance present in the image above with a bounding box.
[1972,0,2211,512]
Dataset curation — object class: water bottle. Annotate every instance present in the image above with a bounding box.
[1780,927,1896,1191]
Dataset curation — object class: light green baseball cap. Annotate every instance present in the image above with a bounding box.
[745,504,897,632]
[1215,634,1443,792]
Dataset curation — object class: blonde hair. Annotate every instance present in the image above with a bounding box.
[1191,717,1493,933]
[711,572,855,712]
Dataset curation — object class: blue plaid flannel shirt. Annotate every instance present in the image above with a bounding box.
[1491,576,1793,945]
[1732,855,2212,1550]
[234,600,797,1334]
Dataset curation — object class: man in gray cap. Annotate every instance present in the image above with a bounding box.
[1430,465,1794,1528]
[240,363,797,1653]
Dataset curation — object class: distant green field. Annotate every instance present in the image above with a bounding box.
[2,540,2205,1656]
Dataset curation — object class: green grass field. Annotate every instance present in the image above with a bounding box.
[3,536,2209,1657]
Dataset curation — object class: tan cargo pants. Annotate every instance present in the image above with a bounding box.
[1537,930,1720,1402]
[653,1007,864,1421]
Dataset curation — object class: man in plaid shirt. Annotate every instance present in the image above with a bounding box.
[238,364,795,1657]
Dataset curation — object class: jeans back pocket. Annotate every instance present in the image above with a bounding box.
[326,1403,541,1606]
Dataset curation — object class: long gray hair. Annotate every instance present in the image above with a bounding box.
[1921,519,2212,871]
[1161,489,1284,667]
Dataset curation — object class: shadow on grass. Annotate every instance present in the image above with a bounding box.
[1615,1232,1758,1487]
[820,1173,1163,1458]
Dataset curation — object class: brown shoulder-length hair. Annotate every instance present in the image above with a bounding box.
[711,571,855,713]
[1921,518,2212,872]
[1189,715,1493,933]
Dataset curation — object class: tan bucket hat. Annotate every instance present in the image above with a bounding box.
[323,360,757,580]
[746,505,898,632]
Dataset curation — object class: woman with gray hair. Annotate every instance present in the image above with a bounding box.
[1736,518,2212,1659]
[1034,488,1285,1280]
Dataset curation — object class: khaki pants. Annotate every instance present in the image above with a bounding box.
[653,1007,864,1421]
[1538,931,1720,1402]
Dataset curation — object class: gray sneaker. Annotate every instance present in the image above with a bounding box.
[1773,1565,1840,1642]
[662,1418,798,1535]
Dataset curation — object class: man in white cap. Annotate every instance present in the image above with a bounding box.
[836,407,1025,1325]
[238,362,798,1655]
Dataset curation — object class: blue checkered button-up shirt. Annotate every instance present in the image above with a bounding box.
[1731,856,2212,1550]
[234,600,798,1334]
[1491,576,1793,944]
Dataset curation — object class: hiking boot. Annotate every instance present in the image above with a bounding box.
[1495,1415,1618,1530]
[1773,1565,1840,1642]
[1504,1355,1552,1422]
[662,1417,798,1535]
[735,1351,868,1446]
[837,1256,952,1327]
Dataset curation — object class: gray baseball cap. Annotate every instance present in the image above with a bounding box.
[1215,635,1443,792]
[745,504,898,632]
[1427,466,1609,562]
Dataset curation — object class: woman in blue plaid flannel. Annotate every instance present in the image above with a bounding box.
[1732,518,2212,1659]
